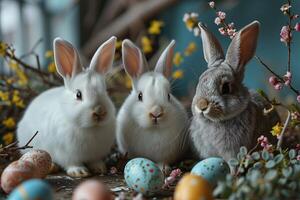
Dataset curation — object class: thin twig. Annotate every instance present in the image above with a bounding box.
[287,0,292,72]
[255,56,299,95]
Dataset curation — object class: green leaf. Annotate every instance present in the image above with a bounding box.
[251,152,260,160]
[282,167,292,178]
[240,146,247,156]
[229,158,239,167]
[289,149,296,159]
[274,154,284,164]
[265,160,276,168]
[262,150,270,161]
[265,170,277,181]
[257,89,270,101]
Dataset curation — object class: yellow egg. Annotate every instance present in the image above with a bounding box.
[20,149,52,178]
[174,173,214,200]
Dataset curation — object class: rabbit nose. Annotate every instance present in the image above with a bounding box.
[92,106,106,121]
[149,105,164,119]
[197,98,209,111]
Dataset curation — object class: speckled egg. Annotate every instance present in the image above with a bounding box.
[174,173,213,200]
[124,158,164,195]
[1,160,37,193]
[7,179,53,200]
[20,149,52,178]
[191,157,230,186]
[72,179,113,200]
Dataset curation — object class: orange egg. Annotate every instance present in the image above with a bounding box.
[174,173,214,200]
[1,160,37,193]
[72,179,113,200]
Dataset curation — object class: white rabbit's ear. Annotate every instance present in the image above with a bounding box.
[122,39,147,79]
[198,22,224,66]
[53,38,82,79]
[225,21,260,79]
[154,40,175,78]
[90,36,116,74]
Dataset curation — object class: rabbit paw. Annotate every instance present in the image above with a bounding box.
[88,161,107,174]
[66,166,91,178]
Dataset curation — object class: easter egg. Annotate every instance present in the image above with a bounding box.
[20,149,52,178]
[191,157,230,186]
[124,158,164,195]
[1,160,37,193]
[72,179,113,200]
[174,173,213,200]
[7,179,53,200]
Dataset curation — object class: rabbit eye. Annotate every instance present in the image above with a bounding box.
[75,89,82,100]
[221,82,231,95]
[138,92,143,101]
[168,94,171,101]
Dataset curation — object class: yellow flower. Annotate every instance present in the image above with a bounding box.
[2,117,16,128]
[0,42,7,56]
[116,40,122,50]
[3,132,14,145]
[148,20,164,35]
[172,70,184,79]
[125,75,132,89]
[0,91,9,101]
[45,50,54,58]
[173,52,183,66]
[48,62,56,73]
[271,123,283,137]
[12,92,25,108]
[184,42,197,56]
[141,36,153,54]
[8,61,19,70]
[16,70,28,86]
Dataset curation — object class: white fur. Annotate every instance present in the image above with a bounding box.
[17,37,117,177]
[116,40,189,165]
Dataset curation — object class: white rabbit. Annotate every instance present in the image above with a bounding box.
[116,39,189,168]
[190,21,279,162]
[17,36,117,177]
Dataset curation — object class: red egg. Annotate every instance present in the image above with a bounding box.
[1,160,37,193]
[72,179,113,200]
[20,149,52,178]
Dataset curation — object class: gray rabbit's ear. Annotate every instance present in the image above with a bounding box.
[90,36,116,74]
[122,39,147,80]
[198,23,224,66]
[225,21,260,80]
[154,40,175,78]
[53,38,82,79]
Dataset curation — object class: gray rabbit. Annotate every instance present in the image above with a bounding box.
[190,21,279,162]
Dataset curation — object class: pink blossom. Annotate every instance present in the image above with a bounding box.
[258,135,273,150]
[208,1,215,8]
[218,27,226,35]
[274,83,283,90]
[228,22,235,28]
[293,14,299,19]
[280,26,291,43]
[292,112,300,120]
[296,144,300,151]
[297,95,300,103]
[227,28,236,38]
[295,23,300,32]
[214,17,221,25]
[280,4,291,13]
[297,155,300,161]
[170,168,182,178]
[269,76,278,85]
[217,11,226,20]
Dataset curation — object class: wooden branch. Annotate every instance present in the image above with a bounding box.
[82,0,178,57]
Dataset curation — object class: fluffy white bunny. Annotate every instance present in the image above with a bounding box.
[17,36,117,177]
[116,39,189,168]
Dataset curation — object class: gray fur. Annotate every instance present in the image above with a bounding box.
[190,21,279,162]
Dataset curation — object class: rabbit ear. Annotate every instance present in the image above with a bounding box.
[122,39,147,79]
[198,23,224,66]
[53,38,82,79]
[225,21,260,79]
[154,40,175,78]
[90,36,116,74]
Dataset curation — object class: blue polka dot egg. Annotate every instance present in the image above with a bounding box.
[124,158,164,195]
[191,157,230,186]
[7,179,53,200]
